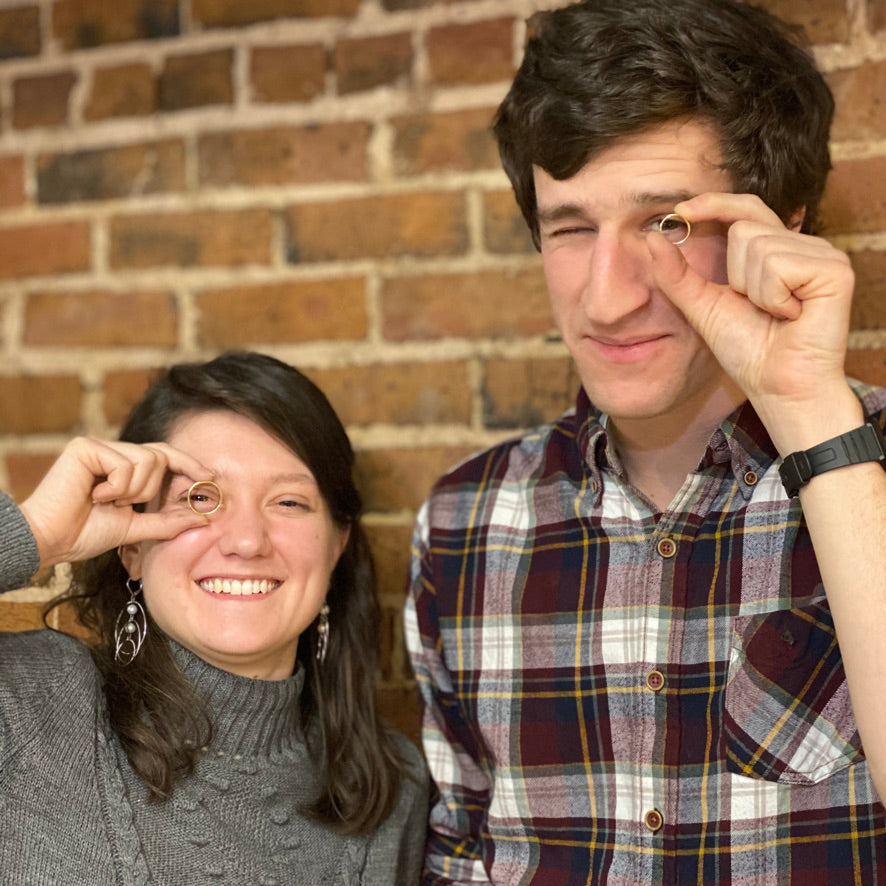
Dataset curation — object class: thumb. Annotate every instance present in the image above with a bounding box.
[125,508,208,545]
[647,230,723,332]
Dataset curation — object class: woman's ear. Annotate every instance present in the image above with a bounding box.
[788,206,806,232]
[118,543,143,580]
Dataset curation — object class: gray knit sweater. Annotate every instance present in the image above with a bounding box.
[0,494,428,885]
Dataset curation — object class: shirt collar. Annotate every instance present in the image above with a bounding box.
[574,388,780,506]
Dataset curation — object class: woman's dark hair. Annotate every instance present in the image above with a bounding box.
[494,0,835,247]
[47,350,405,834]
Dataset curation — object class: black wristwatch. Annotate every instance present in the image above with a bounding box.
[779,420,886,498]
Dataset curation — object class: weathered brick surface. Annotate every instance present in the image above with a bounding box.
[159,50,233,112]
[0,375,81,434]
[381,267,553,341]
[37,141,186,204]
[308,360,471,426]
[0,5,40,60]
[0,221,91,279]
[198,123,368,187]
[0,602,46,632]
[364,523,412,601]
[109,209,272,269]
[0,154,25,208]
[483,190,537,254]
[84,63,156,122]
[483,355,577,429]
[391,107,499,176]
[285,192,468,262]
[828,61,886,141]
[12,71,77,129]
[196,277,368,347]
[849,251,886,330]
[3,453,59,505]
[334,32,412,95]
[846,350,886,388]
[250,43,326,104]
[820,157,886,235]
[53,0,179,49]
[355,445,478,512]
[25,290,178,347]
[192,0,361,28]
[872,0,886,33]
[103,368,162,427]
[427,18,515,85]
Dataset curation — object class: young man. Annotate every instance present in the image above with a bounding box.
[405,0,886,883]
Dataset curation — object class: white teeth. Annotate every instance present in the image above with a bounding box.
[198,579,277,596]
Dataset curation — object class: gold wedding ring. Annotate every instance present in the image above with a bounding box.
[658,213,691,245]
[187,480,223,515]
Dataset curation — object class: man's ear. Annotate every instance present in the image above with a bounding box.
[788,206,806,232]
[119,543,143,580]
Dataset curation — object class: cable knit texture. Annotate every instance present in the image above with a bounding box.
[0,495,428,885]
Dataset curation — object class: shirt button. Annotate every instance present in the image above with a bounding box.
[656,537,677,558]
[644,809,664,832]
[646,670,665,692]
[744,470,759,486]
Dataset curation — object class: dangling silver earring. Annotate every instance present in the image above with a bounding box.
[114,579,147,665]
[315,603,330,664]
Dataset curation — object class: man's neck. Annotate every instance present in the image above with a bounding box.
[608,383,745,511]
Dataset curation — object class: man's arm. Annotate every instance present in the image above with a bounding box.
[404,504,493,885]
[650,192,886,798]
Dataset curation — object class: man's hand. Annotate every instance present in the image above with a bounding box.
[648,192,860,453]
[19,437,211,569]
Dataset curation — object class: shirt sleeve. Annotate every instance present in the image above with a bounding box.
[0,493,40,593]
[404,502,493,885]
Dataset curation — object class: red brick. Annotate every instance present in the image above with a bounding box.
[250,43,326,104]
[0,602,46,632]
[355,445,478,512]
[871,0,886,33]
[0,155,25,208]
[196,277,368,347]
[334,32,412,95]
[159,50,233,112]
[427,18,515,86]
[483,190,536,254]
[193,0,360,28]
[103,368,161,427]
[0,5,40,59]
[391,107,498,176]
[307,360,471,426]
[0,375,81,434]
[820,158,886,235]
[198,123,368,187]
[12,71,77,129]
[84,63,156,121]
[848,250,886,330]
[364,523,412,601]
[845,349,886,388]
[828,61,886,141]
[37,140,185,204]
[285,192,468,262]
[0,221,91,279]
[4,452,58,503]
[53,0,178,48]
[754,0,850,44]
[381,267,553,341]
[109,209,272,269]
[24,290,177,347]
[483,356,578,429]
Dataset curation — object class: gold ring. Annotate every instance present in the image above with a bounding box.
[658,212,691,245]
[187,480,223,515]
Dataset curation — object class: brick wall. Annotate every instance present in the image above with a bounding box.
[1,0,885,741]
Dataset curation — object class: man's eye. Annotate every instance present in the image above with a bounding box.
[655,213,691,244]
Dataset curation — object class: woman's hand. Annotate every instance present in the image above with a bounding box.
[19,437,211,568]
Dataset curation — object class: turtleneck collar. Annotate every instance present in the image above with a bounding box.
[171,642,307,758]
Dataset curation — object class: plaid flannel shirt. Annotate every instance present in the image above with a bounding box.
[405,382,886,885]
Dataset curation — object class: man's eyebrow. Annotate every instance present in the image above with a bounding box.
[627,189,696,207]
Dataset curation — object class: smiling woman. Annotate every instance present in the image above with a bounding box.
[0,351,428,885]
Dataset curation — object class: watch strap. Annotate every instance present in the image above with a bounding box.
[779,420,886,498]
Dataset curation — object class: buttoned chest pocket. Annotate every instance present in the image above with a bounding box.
[722,602,863,785]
